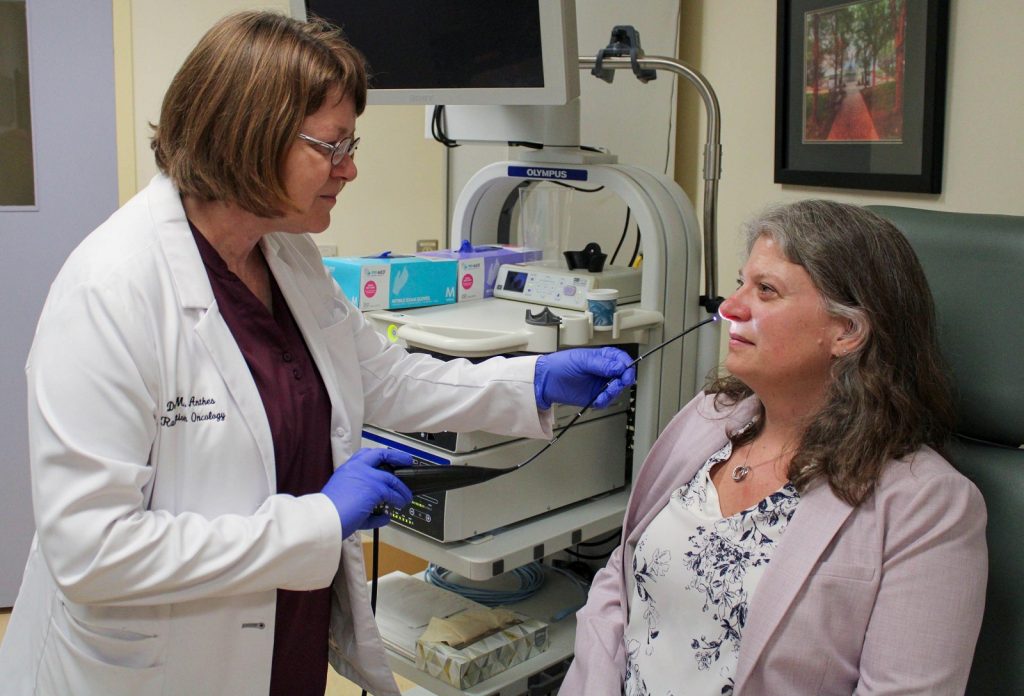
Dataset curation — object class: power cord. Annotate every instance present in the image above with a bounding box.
[430,105,459,148]
[627,225,643,267]
[361,527,381,696]
[546,564,591,622]
[609,208,632,265]
[546,180,605,193]
[577,528,622,547]
[565,526,622,561]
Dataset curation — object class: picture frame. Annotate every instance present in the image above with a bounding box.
[774,0,950,193]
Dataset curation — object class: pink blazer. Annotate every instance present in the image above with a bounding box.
[563,394,987,695]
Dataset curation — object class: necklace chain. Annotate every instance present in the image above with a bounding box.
[731,441,792,482]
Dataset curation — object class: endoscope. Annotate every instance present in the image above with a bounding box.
[379,313,721,497]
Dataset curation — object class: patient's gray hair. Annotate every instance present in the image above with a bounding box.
[710,200,955,506]
[743,201,872,347]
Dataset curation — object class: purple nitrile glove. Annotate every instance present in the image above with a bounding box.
[534,347,637,410]
[321,447,414,536]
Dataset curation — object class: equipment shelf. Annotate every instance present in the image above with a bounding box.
[381,567,587,696]
[376,490,627,580]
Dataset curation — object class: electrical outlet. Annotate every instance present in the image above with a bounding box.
[317,244,338,257]
[416,239,439,252]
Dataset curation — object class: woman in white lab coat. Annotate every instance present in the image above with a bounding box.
[0,12,635,696]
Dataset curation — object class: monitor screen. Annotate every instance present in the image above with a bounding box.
[299,0,579,106]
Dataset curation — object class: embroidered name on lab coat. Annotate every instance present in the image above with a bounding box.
[160,395,227,427]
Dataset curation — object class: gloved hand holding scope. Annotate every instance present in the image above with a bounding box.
[534,347,637,410]
[321,448,414,536]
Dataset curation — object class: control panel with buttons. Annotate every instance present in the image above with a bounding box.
[493,263,641,311]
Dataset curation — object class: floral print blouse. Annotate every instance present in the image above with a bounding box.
[623,438,801,696]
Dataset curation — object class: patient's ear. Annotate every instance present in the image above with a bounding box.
[831,313,868,358]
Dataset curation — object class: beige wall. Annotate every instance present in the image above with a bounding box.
[116,2,1024,351]
[112,0,134,203]
[116,2,678,260]
[676,1,1024,312]
[117,0,445,257]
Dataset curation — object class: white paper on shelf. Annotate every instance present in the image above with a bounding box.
[372,571,487,661]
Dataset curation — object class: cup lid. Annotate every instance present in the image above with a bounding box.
[586,288,619,300]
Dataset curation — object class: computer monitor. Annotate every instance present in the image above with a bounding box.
[295,0,580,106]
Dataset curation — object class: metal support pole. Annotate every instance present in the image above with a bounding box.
[578,55,722,306]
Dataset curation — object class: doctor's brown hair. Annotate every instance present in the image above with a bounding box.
[708,200,956,506]
[151,11,367,218]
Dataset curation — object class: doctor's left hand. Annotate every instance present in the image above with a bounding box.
[321,448,414,536]
[534,347,636,410]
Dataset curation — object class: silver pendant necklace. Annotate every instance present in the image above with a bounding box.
[731,443,791,482]
[731,462,754,482]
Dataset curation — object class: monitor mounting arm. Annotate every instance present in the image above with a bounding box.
[581,26,724,313]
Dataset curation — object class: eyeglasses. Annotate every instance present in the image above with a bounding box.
[297,133,360,166]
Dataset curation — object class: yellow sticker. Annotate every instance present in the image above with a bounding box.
[386,324,400,342]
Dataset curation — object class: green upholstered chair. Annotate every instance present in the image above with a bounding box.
[870,206,1024,695]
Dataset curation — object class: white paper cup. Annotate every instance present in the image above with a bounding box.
[586,288,618,329]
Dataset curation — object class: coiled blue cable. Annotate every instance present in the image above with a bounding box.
[425,562,546,607]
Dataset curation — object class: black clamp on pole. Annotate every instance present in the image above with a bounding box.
[700,295,725,315]
[590,25,657,84]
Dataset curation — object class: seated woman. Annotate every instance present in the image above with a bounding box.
[562,200,987,695]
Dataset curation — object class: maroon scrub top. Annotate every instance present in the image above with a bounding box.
[191,223,335,696]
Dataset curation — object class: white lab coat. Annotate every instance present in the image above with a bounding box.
[0,174,553,696]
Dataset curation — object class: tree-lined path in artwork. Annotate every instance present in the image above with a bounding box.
[827,81,880,140]
[803,0,906,142]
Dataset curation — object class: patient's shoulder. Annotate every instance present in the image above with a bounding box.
[875,445,985,517]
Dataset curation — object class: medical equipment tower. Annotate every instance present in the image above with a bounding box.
[364,19,724,696]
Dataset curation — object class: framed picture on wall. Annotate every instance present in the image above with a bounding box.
[774,0,950,193]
